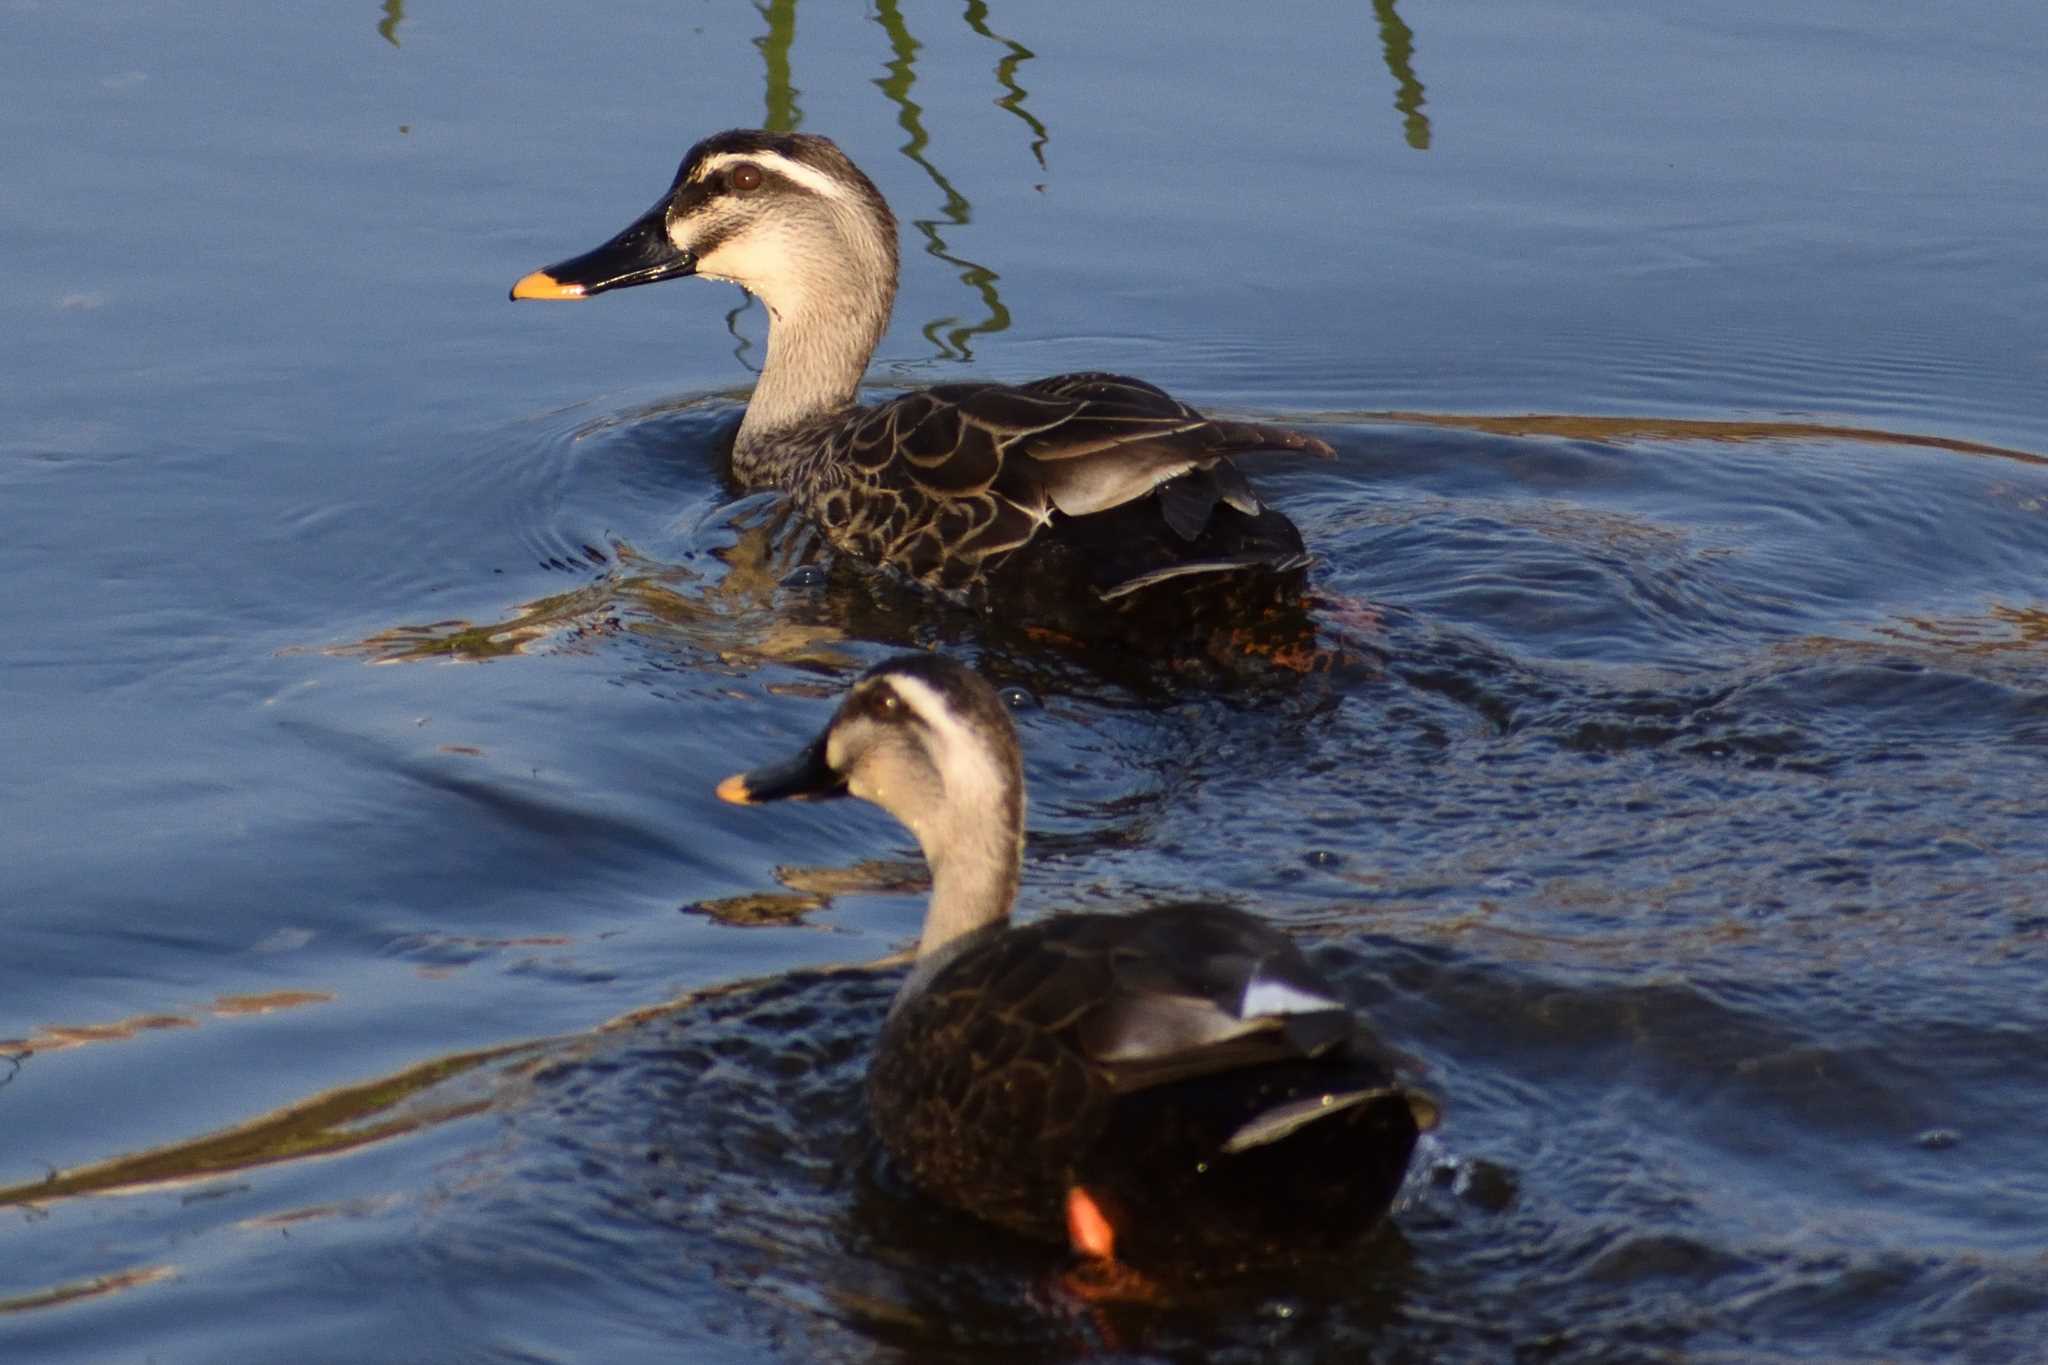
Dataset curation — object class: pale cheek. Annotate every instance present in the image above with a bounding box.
[693,234,781,289]
[692,234,814,321]
[847,773,923,836]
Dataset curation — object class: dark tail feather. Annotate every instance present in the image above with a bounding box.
[1080,1064,1428,1266]
[1202,419,1336,461]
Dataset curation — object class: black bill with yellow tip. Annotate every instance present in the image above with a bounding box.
[716,735,846,805]
[510,199,695,302]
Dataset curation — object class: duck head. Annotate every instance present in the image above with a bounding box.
[719,654,1026,960]
[510,129,899,327]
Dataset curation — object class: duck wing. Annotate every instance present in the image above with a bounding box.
[828,375,1329,575]
[962,373,1330,522]
[1063,903,1363,1091]
[869,905,1430,1254]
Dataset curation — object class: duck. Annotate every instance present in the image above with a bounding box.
[513,130,1333,606]
[717,652,1436,1271]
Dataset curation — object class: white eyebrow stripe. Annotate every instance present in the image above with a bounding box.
[697,150,858,207]
[883,673,970,749]
[883,674,1009,809]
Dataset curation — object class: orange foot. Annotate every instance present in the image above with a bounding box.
[1057,1186,1169,1306]
[1066,1185,1117,1259]
[1058,1256,1167,1306]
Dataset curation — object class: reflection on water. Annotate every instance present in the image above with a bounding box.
[964,0,1049,170]
[871,0,1013,360]
[16,0,2048,1356]
[688,857,926,928]
[753,0,802,133]
[1355,410,2048,464]
[727,0,805,373]
[0,992,334,1057]
[725,0,1035,363]
[1371,0,1430,150]
[326,488,860,670]
[0,1267,177,1318]
[1801,603,2048,660]
[20,386,2048,1354]
[335,405,2045,670]
[0,1039,538,1210]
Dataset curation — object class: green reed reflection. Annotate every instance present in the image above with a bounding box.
[1372,0,1431,150]
[737,0,1049,361]
[963,0,1048,170]
[754,0,803,133]
[377,0,404,49]
[727,0,809,375]
[871,0,1012,360]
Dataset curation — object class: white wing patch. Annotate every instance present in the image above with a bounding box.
[1220,1085,1401,1153]
[1239,975,1343,1019]
[1038,455,1199,518]
[1097,557,1279,601]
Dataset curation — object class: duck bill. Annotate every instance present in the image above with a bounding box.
[716,736,847,805]
[510,200,695,301]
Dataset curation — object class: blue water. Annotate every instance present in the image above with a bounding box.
[3,2,2046,1360]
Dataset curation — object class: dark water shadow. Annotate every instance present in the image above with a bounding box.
[7,933,2041,1358]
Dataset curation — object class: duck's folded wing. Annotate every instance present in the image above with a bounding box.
[839,377,1330,522]
[1054,905,1363,1093]
[839,386,1062,495]
[1011,374,1332,520]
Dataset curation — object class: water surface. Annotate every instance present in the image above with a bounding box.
[3,1,2046,1360]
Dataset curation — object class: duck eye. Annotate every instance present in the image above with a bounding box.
[730,163,763,193]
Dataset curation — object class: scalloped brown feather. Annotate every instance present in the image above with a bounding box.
[737,371,1332,601]
[866,905,1428,1261]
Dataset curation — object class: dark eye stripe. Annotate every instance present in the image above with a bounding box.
[850,683,926,728]
[674,166,774,214]
[688,223,732,258]
[672,177,718,214]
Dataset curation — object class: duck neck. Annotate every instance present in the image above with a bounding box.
[730,215,898,478]
[921,834,1021,961]
[892,782,1024,1010]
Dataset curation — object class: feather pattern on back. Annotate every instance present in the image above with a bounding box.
[513,129,1334,605]
[867,904,1427,1257]
[749,372,1332,599]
